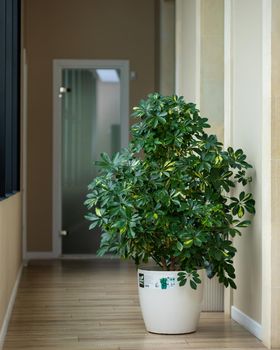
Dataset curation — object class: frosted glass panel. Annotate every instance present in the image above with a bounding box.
[61,68,121,254]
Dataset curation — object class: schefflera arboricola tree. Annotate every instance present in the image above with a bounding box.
[85,93,255,289]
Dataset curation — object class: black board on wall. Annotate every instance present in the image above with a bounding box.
[0,0,21,199]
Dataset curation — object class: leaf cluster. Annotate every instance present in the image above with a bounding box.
[85,93,255,289]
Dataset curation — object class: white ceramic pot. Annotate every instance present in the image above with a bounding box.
[138,267,204,334]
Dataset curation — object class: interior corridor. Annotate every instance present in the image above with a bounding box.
[4,259,266,350]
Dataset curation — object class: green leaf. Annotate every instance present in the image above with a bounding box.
[95,207,102,217]
[215,250,222,261]
[89,221,99,229]
[179,280,186,287]
[239,191,245,200]
[97,246,108,256]
[193,276,201,284]
[190,280,197,290]
[228,279,237,289]
[176,241,184,251]
[184,239,193,248]
[84,214,99,222]
[177,272,186,277]
[236,220,251,228]
[194,238,202,247]
[238,206,245,218]
[246,205,256,214]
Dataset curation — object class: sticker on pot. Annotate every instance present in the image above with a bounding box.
[139,273,144,288]
[139,273,176,289]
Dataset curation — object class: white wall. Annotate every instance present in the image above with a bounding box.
[176,0,272,341]
[270,0,279,347]
[175,0,224,313]
[230,0,263,324]
[227,0,271,345]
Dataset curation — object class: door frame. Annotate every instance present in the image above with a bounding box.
[52,59,130,257]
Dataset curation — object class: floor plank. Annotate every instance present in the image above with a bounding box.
[4,259,267,349]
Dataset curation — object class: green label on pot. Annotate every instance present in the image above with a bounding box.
[139,273,176,289]
[139,273,144,288]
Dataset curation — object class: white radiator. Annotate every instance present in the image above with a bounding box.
[202,272,224,311]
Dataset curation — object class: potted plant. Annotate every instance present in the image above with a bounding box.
[85,93,255,334]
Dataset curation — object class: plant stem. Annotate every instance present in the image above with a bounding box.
[151,254,161,267]
[161,257,167,271]
[170,257,176,271]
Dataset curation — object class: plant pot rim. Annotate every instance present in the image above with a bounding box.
[138,266,204,273]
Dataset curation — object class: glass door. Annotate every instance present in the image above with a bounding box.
[60,67,123,254]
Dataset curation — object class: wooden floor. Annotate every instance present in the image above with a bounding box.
[4,259,267,350]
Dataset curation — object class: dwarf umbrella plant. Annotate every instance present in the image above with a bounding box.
[85,93,255,289]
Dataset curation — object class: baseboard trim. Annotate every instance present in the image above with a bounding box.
[231,306,262,340]
[26,252,122,260]
[25,251,57,260]
[0,265,23,349]
[60,254,121,260]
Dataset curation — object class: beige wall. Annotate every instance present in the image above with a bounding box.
[24,0,159,251]
[176,0,272,341]
[175,0,200,103]
[0,194,22,329]
[159,0,175,95]
[200,0,224,312]
[231,0,265,325]
[200,0,224,142]
[271,0,280,346]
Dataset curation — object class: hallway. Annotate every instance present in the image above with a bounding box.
[4,259,266,350]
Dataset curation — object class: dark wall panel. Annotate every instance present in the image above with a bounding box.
[0,0,20,198]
